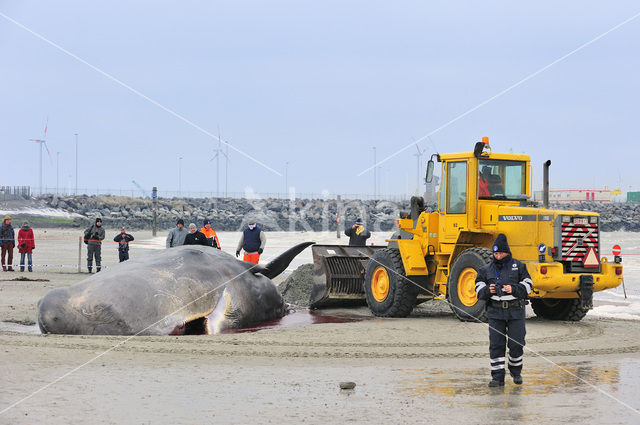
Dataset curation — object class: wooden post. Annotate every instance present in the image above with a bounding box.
[152,186,158,237]
[78,236,82,273]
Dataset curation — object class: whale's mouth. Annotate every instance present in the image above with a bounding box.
[169,316,209,335]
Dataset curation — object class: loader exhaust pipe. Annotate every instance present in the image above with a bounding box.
[543,160,551,209]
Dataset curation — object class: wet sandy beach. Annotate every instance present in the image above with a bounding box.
[1,229,639,424]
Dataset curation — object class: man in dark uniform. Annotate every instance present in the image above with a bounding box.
[475,233,532,387]
[84,218,106,273]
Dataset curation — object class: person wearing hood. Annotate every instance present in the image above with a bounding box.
[166,219,188,248]
[84,218,106,273]
[1,215,15,271]
[475,233,533,387]
[17,221,35,272]
[344,218,371,246]
[236,220,266,264]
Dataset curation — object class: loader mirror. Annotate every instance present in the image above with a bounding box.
[426,160,434,183]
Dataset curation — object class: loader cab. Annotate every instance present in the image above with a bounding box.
[425,139,531,237]
[477,159,527,201]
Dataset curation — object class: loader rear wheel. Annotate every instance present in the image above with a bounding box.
[531,298,587,321]
[447,248,492,322]
[364,248,418,317]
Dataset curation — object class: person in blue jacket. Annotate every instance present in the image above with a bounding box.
[475,233,533,387]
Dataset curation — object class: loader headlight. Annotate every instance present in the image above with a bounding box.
[589,216,598,224]
[562,216,571,223]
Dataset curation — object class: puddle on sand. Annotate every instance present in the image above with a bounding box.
[221,309,366,334]
[395,359,640,423]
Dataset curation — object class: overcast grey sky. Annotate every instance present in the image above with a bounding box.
[1,1,638,198]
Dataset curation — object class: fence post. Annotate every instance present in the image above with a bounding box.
[152,187,158,237]
[78,236,82,273]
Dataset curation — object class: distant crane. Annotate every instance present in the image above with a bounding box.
[131,180,148,198]
[29,118,53,195]
[412,144,426,194]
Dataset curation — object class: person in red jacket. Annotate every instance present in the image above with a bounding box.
[17,221,35,272]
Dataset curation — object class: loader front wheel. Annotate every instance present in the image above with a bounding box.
[447,248,492,322]
[531,298,587,321]
[364,248,418,317]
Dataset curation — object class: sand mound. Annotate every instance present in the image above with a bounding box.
[278,263,314,307]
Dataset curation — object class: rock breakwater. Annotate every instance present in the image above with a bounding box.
[18,195,640,232]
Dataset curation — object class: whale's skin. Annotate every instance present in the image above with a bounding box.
[37,243,311,335]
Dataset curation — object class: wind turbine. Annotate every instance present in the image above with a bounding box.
[412,144,426,194]
[210,126,229,198]
[29,118,53,195]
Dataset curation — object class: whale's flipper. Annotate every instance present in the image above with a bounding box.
[250,242,314,279]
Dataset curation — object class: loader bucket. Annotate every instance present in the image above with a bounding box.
[309,244,386,308]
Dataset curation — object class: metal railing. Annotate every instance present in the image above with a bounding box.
[0,186,31,201]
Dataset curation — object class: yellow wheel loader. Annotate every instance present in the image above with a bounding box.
[310,138,623,321]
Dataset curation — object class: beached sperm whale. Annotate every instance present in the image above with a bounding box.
[37,242,314,335]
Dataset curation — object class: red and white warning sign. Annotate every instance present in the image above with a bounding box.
[612,245,621,256]
[583,247,599,268]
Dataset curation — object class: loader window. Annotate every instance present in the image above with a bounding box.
[478,159,526,200]
[446,161,467,214]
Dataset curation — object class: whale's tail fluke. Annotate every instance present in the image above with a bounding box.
[254,242,315,279]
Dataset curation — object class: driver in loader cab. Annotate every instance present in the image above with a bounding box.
[474,233,532,387]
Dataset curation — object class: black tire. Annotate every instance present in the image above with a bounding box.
[447,247,493,322]
[531,298,587,321]
[364,248,419,317]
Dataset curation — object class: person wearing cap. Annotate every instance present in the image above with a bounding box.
[200,219,221,249]
[17,221,35,272]
[344,218,371,247]
[84,218,106,272]
[475,233,532,387]
[184,223,209,246]
[236,220,266,264]
[1,215,15,271]
[166,219,188,248]
[113,227,135,262]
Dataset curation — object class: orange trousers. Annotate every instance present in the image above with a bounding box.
[243,252,260,264]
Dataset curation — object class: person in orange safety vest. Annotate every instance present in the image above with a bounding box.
[200,219,221,249]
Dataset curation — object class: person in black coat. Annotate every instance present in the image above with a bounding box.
[184,223,209,246]
[113,227,135,262]
[344,218,371,246]
[475,233,532,387]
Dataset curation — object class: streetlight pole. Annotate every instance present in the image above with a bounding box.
[74,133,78,195]
[178,156,183,197]
[372,147,377,200]
[56,152,60,195]
[285,161,289,197]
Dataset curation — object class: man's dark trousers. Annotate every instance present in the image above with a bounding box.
[87,244,102,272]
[488,316,526,381]
[119,250,129,262]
